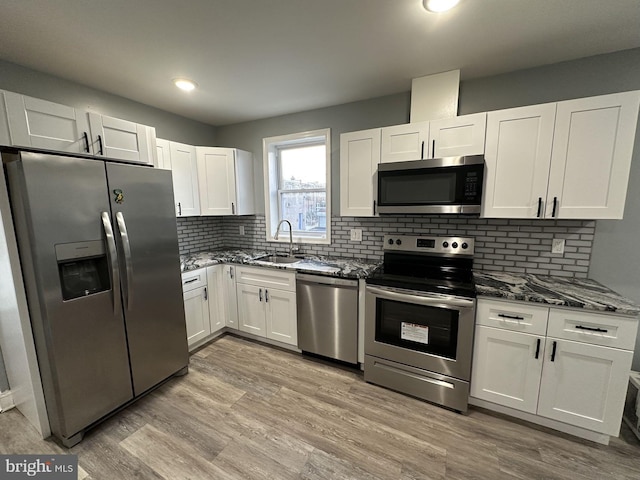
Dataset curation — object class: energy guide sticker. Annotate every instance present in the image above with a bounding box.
[401,322,429,344]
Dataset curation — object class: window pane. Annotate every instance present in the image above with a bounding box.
[279,191,327,234]
[279,145,326,189]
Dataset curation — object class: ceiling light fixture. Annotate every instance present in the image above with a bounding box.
[173,78,197,92]
[423,0,460,13]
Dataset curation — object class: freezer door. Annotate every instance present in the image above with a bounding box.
[5,152,133,440]
[106,163,188,395]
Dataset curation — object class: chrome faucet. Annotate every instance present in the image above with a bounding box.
[274,219,294,257]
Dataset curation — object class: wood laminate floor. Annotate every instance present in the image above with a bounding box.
[1,334,640,479]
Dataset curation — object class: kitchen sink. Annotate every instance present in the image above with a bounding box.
[256,255,301,264]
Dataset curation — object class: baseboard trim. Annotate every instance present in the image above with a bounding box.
[0,390,15,413]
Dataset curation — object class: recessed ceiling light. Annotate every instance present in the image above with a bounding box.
[423,0,460,13]
[173,78,197,92]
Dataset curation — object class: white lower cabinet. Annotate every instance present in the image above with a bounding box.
[207,265,225,334]
[235,266,297,347]
[471,298,637,438]
[181,269,210,350]
[222,265,239,330]
[537,338,632,434]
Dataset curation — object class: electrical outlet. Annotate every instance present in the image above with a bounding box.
[239,225,245,235]
[552,238,565,254]
[350,228,362,241]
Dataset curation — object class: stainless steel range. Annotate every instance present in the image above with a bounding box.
[364,235,476,412]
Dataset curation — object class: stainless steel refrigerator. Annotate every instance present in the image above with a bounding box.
[3,150,188,447]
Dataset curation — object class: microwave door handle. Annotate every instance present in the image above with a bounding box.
[366,285,475,309]
[115,212,134,311]
[101,212,121,315]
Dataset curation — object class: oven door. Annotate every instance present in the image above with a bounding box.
[365,284,475,381]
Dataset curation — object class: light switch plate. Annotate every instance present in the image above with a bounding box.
[239,225,245,235]
[552,238,565,254]
[350,229,362,241]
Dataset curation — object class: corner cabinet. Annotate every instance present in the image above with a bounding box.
[222,265,239,330]
[196,147,255,216]
[380,113,486,163]
[155,138,200,217]
[339,128,381,217]
[482,91,640,219]
[235,267,297,346]
[471,298,637,439]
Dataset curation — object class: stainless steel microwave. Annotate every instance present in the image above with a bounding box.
[376,155,484,214]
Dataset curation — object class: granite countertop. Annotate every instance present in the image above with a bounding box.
[180,249,381,279]
[474,271,640,316]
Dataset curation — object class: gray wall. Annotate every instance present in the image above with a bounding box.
[0,59,217,145]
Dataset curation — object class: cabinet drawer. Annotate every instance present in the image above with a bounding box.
[236,266,296,291]
[476,298,549,335]
[547,309,638,350]
[181,268,207,292]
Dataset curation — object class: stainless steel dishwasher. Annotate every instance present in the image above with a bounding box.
[296,273,359,364]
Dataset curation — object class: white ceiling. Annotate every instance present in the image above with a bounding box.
[1,0,639,126]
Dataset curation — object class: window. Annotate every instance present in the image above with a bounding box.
[263,129,331,244]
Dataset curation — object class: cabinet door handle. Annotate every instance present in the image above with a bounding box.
[204,287,208,300]
[178,202,182,216]
[229,267,234,279]
[83,132,90,153]
[550,341,557,362]
[498,313,524,320]
[537,197,542,218]
[535,338,541,359]
[432,139,435,159]
[98,134,104,155]
[232,202,235,215]
[552,197,558,217]
[373,200,376,215]
[575,325,608,333]
[421,141,425,159]
[265,289,269,303]
[259,288,262,302]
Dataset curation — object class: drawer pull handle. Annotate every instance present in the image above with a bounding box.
[184,277,198,284]
[498,313,524,320]
[550,341,557,362]
[575,325,608,333]
[535,338,541,359]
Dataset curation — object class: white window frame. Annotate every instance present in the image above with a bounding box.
[263,128,331,245]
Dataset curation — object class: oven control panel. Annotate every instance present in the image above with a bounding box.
[383,235,475,255]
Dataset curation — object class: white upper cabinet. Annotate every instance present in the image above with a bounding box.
[88,113,156,165]
[546,91,640,219]
[381,121,429,163]
[429,112,487,158]
[483,91,640,220]
[340,128,381,217]
[5,92,92,154]
[380,113,488,163]
[0,90,12,146]
[155,138,171,170]
[482,103,557,218]
[169,141,200,217]
[196,147,255,216]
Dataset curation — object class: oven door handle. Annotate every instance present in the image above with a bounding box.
[366,285,475,309]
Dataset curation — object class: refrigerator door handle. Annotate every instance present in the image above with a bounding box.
[101,212,121,315]
[115,212,134,311]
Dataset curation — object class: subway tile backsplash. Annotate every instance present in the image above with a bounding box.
[178,215,595,278]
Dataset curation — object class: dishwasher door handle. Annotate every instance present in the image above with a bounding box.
[296,273,357,288]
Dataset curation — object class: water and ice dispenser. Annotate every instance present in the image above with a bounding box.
[55,240,110,300]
